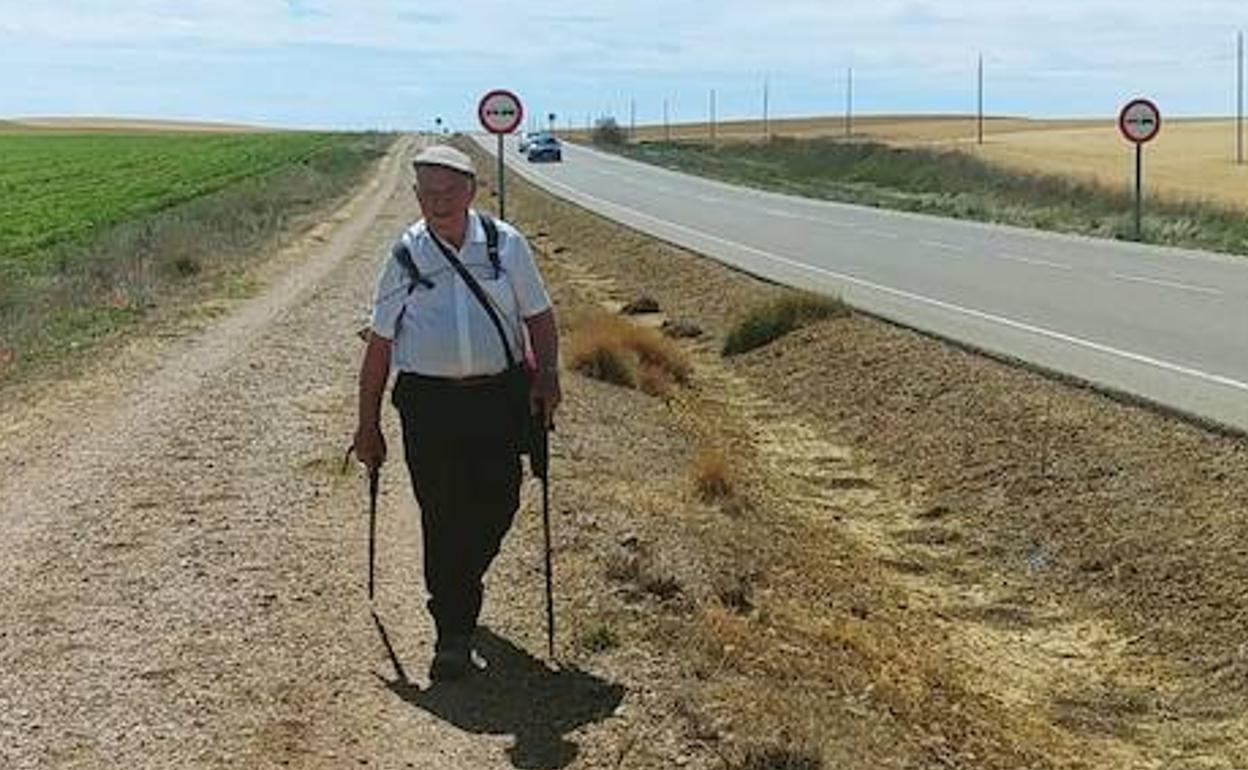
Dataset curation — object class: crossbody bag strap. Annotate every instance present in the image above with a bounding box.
[428,225,518,370]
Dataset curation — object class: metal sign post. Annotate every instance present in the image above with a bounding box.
[497,134,506,220]
[1118,98,1162,241]
[477,89,525,221]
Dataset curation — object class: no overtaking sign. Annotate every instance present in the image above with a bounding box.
[478,89,523,135]
[1119,98,1161,144]
[1119,97,1161,240]
[479,88,524,220]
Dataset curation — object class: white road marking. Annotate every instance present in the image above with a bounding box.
[1110,273,1225,296]
[999,252,1075,271]
[923,239,966,254]
[506,156,1248,396]
[861,228,900,240]
[763,208,799,219]
[762,208,854,228]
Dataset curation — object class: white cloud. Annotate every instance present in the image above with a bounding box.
[2,0,1247,124]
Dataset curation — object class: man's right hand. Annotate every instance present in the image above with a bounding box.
[353,423,387,470]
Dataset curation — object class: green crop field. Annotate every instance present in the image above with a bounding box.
[0,131,350,270]
[0,128,392,380]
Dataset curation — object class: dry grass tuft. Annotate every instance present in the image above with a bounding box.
[567,308,691,394]
[570,341,638,388]
[603,545,684,601]
[637,363,674,397]
[693,449,734,502]
[574,623,621,654]
[737,745,823,770]
[723,292,849,356]
[713,573,756,615]
[692,448,754,517]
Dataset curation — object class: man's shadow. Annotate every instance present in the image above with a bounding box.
[372,612,625,770]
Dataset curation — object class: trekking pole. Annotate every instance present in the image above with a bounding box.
[368,465,379,601]
[530,411,555,661]
[343,446,380,602]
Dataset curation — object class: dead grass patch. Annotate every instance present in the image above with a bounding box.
[574,622,622,654]
[567,308,691,395]
[691,448,755,517]
[693,449,734,502]
[735,745,823,770]
[604,545,684,602]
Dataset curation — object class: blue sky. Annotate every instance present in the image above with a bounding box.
[2,1,1247,130]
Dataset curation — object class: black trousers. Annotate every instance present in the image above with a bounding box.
[392,372,522,646]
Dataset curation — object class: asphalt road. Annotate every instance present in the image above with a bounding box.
[475,135,1248,434]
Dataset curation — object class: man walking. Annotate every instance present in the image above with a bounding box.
[353,144,560,681]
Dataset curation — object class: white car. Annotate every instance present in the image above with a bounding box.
[517,132,541,153]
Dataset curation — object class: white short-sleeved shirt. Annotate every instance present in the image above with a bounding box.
[370,210,552,377]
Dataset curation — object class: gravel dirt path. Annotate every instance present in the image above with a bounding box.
[0,135,633,769]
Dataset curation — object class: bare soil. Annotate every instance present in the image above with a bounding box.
[3,131,1246,770]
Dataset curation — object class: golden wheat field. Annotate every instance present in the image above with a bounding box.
[619,115,1248,210]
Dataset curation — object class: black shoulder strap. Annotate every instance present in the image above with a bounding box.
[392,239,432,293]
[397,215,497,287]
[479,213,501,278]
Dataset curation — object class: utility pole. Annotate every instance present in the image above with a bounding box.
[629,98,636,141]
[663,98,670,142]
[1239,31,1244,165]
[710,88,717,143]
[846,67,854,138]
[977,53,984,145]
[763,75,770,139]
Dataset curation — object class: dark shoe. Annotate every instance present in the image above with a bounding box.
[429,647,470,682]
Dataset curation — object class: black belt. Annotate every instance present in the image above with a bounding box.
[401,371,509,388]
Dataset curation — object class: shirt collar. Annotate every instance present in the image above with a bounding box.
[465,208,486,245]
[416,209,485,248]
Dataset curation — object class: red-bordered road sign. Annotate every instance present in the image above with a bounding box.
[1119,98,1162,144]
[478,89,524,134]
